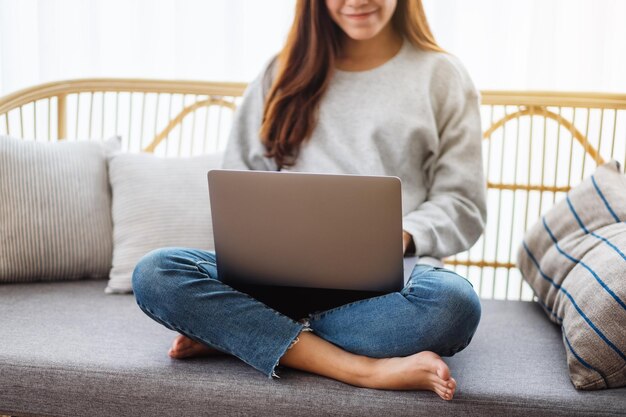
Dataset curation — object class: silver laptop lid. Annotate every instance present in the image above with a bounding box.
[207,169,404,292]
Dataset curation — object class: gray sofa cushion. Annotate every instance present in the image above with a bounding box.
[1,280,625,417]
[105,151,222,294]
[0,135,120,283]
[518,161,626,390]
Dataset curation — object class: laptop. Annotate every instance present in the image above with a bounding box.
[207,169,418,320]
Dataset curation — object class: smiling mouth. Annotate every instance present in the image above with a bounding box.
[343,9,378,19]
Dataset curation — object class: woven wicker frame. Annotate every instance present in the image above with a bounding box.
[1,79,625,301]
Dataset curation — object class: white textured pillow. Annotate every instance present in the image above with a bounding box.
[105,151,223,294]
[0,135,121,283]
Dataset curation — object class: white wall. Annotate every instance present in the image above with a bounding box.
[0,0,625,96]
[425,0,626,92]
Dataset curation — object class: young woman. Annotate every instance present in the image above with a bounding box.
[132,0,486,401]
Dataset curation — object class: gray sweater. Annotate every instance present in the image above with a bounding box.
[222,39,487,267]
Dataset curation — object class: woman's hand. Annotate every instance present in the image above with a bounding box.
[402,230,414,255]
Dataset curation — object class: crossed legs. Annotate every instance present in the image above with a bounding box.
[133,248,481,401]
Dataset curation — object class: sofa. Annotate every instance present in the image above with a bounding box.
[1,80,625,416]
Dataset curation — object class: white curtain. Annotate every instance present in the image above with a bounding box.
[0,0,625,96]
[424,0,626,92]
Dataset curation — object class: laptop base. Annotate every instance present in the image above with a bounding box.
[224,257,419,321]
[226,282,391,321]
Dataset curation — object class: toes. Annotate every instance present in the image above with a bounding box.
[434,386,452,401]
[170,341,189,353]
[172,334,208,353]
[171,337,187,350]
[176,335,195,348]
[169,344,190,355]
[432,378,454,400]
[447,377,457,390]
[169,338,221,359]
[435,383,453,396]
[447,380,457,398]
[436,362,451,381]
[434,381,449,392]
[171,341,187,352]
[168,348,183,358]
[169,340,196,358]
[433,375,455,400]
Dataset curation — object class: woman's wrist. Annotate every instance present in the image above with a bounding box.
[402,230,415,255]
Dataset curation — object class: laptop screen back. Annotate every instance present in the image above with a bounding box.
[207,169,404,293]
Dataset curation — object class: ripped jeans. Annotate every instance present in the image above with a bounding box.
[131,247,482,379]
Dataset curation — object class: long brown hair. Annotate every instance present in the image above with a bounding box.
[260,0,443,169]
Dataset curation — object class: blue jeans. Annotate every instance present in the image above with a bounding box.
[131,247,481,379]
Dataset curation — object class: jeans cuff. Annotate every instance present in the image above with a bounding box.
[269,322,313,379]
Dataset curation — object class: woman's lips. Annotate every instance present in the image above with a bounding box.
[343,9,378,20]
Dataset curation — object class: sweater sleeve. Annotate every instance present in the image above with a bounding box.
[402,56,487,259]
[221,59,279,171]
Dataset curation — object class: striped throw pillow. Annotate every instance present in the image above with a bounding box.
[0,135,121,283]
[518,160,626,390]
[105,151,222,294]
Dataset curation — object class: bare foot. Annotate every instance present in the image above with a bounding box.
[364,351,457,400]
[168,334,224,359]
